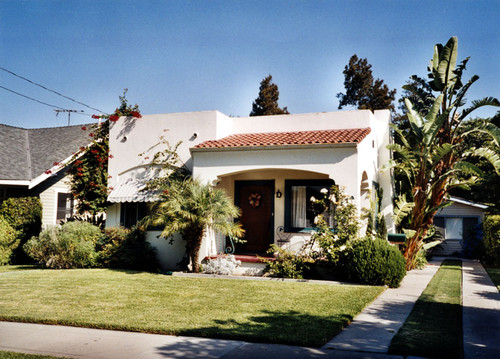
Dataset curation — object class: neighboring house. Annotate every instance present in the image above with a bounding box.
[432,196,488,256]
[0,123,92,227]
[106,110,395,270]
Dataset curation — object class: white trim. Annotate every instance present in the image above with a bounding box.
[29,140,93,190]
[0,180,30,186]
[29,152,78,189]
[449,196,489,210]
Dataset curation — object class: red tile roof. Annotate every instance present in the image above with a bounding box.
[194,128,371,149]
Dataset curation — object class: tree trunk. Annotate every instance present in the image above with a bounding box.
[186,226,205,273]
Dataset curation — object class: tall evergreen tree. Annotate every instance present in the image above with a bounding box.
[250,75,289,116]
[337,55,396,112]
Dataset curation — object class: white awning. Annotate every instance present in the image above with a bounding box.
[108,177,158,203]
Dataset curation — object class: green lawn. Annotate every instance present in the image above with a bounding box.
[389,259,462,359]
[485,267,500,291]
[0,267,383,347]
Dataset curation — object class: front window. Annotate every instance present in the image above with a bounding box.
[285,179,334,232]
[120,202,147,228]
[56,192,74,224]
[434,216,479,240]
[120,202,162,230]
[445,217,463,240]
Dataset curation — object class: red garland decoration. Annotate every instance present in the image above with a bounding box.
[248,193,262,208]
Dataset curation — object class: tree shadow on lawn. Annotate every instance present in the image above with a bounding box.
[388,299,462,359]
[105,268,167,276]
[0,264,43,273]
[176,310,353,348]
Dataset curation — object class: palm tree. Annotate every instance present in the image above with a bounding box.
[388,37,500,270]
[146,178,244,273]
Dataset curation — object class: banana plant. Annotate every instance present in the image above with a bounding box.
[388,37,500,270]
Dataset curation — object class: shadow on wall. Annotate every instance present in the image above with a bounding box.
[112,116,137,141]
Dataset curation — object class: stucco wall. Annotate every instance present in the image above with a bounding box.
[231,110,373,134]
[192,146,359,191]
[108,111,224,188]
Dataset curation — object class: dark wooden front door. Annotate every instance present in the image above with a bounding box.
[235,180,274,254]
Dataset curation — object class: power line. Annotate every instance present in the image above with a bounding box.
[0,66,107,114]
[0,85,93,118]
[0,85,66,110]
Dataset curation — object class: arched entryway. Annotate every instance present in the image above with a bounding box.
[214,168,334,255]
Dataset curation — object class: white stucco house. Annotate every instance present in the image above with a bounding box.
[106,110,395,270]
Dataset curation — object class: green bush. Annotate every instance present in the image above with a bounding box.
[98,226,158,272]
[483,215,500,267]
[0,197,42,263]
[0,217,19,265]
[24,221,101,269]
[344,237,406,288]
[263,245,314,279]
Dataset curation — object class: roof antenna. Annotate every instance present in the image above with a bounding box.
[54,109,83,126]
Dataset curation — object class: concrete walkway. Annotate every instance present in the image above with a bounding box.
[462,259,500,359]
[0,259,498,358]
[323,259,442,353]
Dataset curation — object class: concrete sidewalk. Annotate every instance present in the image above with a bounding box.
[462,259,500,359]
[0,321,403,359]
[323,259,442,353]
[1,259,498,358]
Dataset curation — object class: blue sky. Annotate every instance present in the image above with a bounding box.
[1,0,499,128]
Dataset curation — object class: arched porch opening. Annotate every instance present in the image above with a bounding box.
[207,168,336,256]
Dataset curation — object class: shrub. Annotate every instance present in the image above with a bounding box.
[98,226,158,272]
[483,215,500,267]
[63,212,106,230]
[263,244,314,279]
[0,197,42,263]
[0,217,18,265]
[461,223,484,260]
[202,254,241,275]
[24,221,101,269]
[344,237,406,288]
[312,185,359,268]
[414,249,428,270]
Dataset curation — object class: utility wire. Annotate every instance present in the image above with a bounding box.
[0,66,107,114]
[0,85,66,110]
[0,84,97,120]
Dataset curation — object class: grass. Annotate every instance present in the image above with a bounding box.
[388,259,463,359]
[0,351,70,359]
[0,267,383,347]
[485,267,500,291]
[0,265,40,273]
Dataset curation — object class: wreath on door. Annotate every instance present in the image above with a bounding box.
[248,193,262,208]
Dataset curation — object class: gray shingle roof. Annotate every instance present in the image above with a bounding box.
[0,123,93,182]
[0,124,30,180]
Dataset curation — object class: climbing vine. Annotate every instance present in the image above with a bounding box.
[66,89,142,217]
